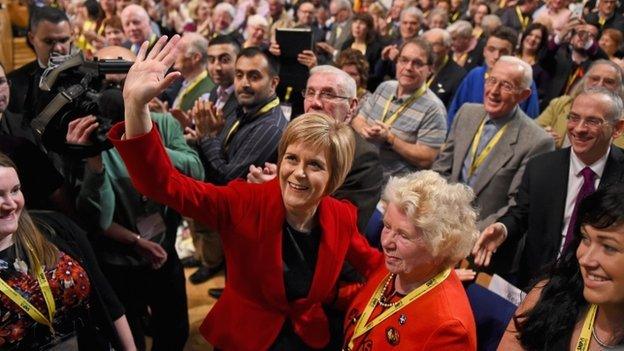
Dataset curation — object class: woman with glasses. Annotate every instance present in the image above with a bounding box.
[498,184,624,350]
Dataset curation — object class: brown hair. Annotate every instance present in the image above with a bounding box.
[335,48,370,88]
[277,113,355,196]
[0,153,58,268]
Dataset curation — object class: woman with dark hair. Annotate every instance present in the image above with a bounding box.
[498,184,624,350]
[340,12,382,90]
[0,153,136,350]
[471,1,490,39]
[518,22,550,108]
[335,48,371,111]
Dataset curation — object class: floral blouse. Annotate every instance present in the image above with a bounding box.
[0,247,91,350]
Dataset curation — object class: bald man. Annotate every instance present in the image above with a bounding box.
[74,46,204,351]
[120,4,157,54]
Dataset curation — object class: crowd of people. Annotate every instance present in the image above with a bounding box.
[0,0,623,349]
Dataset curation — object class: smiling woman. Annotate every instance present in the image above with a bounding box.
[498,184,624,350]
[108,35,385,349]
[343,170,479,350]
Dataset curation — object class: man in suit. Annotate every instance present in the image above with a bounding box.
[170,33,214,112]
[183,35,240,285]
[433,56,554,231]
[315,0,353,58]
[584,0,624,33]
[120,4,157,55]
[473,87,624,289]
[422,28,467,108]
[8,7,72,119]
[498,0,541,33]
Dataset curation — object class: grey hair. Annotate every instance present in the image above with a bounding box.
[481,14,502,36]
[427,8,449,27]
[401,6,424,23]
[382,170,479,269]
[214,2,236,19]
[497,55,533,90]
[447,20,473,38]
[182,32,209,64]
[424,28,452,47]
[578,87,624,123]
[584,59,624,98]
[331,0,353,12]
[309,65,357,98]
[247,14,269,28]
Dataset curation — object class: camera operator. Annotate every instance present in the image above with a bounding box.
[7,7,73,122]
[68,45,203,351]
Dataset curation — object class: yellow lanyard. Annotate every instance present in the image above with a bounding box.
[346,269,451,350]
[499,0,507,9]
[468,117,509,177]
[380,84,427,126]
[0,253,56,334]
[451,11,460,22]
[173,70,209,109]
[427,55,449,88]
[516,6,529,30]
[575,304,597,351]
[598,17,606,27]
[223,97,280,148]
[454,51,469,66]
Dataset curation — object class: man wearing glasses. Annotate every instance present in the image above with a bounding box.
[351,38,447,183]
[473,86,624,290]
[7,6,72,120]
[433,56,553,232]
[447,26,541,127]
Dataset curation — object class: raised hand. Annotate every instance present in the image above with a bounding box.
[297,50,318,69]
[472,222,508,267]
[123,35,181,109]
[170,108,193,129]
[247,162,278,184]
[191,99,224,138]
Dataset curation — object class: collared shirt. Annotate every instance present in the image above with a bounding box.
[460,107,517,186]
[359,80,447,181]
[559,147,610,255]
[215,85,235,110]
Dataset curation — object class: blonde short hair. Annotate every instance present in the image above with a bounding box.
[278,113,355,196]
[382,170,479,268]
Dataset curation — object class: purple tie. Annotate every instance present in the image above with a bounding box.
[563,167,596,252]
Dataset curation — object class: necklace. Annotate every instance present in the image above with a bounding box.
[592,325,620,349]
[377,274,399,308]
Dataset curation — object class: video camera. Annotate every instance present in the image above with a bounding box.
[32,51,133,158]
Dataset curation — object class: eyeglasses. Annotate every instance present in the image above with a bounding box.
[566,115,609,128]
[301,89,350,102]
[396,56,428,68]
[484,76,519,93]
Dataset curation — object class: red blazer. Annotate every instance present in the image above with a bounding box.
[109,123,383,350]
[343,268,477,351]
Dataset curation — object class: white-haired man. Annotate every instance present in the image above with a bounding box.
[171,32,215,111]
[248,65,383,232]
[422,28,467,107]
[433,56,554,232]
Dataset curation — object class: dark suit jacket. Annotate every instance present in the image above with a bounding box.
[7,60,44,119]
[334,133,382,232]
[496,146,624,289]
[432,103,554,230]
[429,55,467,108]
[584,12,624,33]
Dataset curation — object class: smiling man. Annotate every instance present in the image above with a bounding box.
[473,87,624,289]
[352,38,447,182]
[433,56,553,230]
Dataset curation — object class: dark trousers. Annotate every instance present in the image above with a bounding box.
[101,253,189,351]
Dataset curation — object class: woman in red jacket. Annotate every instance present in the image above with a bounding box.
[105,35,383,350]
[343,171,479,350]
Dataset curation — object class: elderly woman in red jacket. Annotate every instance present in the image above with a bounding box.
[343,170,479,350]
[105,35,383,350]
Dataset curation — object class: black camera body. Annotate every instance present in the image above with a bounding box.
[32,52,133,158]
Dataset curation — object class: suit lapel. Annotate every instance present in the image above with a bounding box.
[452,107,486,181]
[599,146,624,188]
[472,112,521,195]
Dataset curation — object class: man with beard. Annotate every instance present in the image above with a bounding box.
[540,20,608,108]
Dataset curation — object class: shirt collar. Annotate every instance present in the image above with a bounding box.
[570,146,610,178]
[486,106,518,128]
